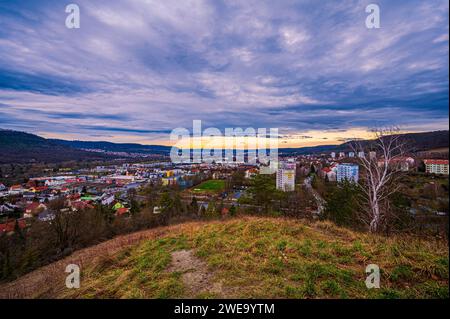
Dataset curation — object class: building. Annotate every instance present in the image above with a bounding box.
[101,194,115,206]
[378,156,415,172]
[424,159,449,175]
[24,202,47,218]
[9,184,25,195]
[348,152,355,158]
[162,176,179,186]
[245,168,259,179]
[0,219,26,234]
[339,152,345,158]
[358,151,365,158]
[369,151,377,160]
[321,167,337,182]
[116,207,129,216]
[260,160,279,174]
[330,152,336,159]
[276,161,296,192]
[337,163,359,183]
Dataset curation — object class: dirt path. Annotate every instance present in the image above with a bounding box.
[167,249,229,298]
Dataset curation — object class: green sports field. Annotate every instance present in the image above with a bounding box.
[192,180,225,193]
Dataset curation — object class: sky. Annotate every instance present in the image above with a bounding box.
[0,0,448,147]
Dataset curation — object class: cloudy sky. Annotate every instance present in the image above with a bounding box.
[0,0,448,147]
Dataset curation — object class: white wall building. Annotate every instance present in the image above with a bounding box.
[276,162,296,192]
[424,159,449,175]
[337,163,359,183]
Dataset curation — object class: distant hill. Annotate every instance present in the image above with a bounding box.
[1,129,448,164]
[279,130,449,155]
[50,139,171,155]
[0,130,110,164]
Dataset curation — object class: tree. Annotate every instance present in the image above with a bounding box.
[158,190,183,219]
[190,196,199,216]
[350,128,408,232]
[247,174,281,213]
[48,199,79,252]
[322,181,361,228]
[231,170,245,187]
[205,198,219,219]
[229,205,237,217]
[129,198,140,216]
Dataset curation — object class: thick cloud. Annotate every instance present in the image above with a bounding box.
[0,0,448,145]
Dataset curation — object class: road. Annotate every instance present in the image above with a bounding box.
[303,176,326,216]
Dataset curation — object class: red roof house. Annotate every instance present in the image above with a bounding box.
[424,159,449,165]
[25,202,47,216]
[70,201,94,211]
[116,207,129,216]
[0,219,26,234]
[221,207,229,217]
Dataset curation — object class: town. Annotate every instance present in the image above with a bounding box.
[1,149,448,236]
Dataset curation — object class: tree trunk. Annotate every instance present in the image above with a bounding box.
[370,199,380,232]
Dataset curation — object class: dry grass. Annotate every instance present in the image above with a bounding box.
[1,216,448,299]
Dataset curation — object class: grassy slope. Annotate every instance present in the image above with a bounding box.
[59,217,448,299]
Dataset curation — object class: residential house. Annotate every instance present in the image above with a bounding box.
[116,207,129,216]
[24,202,47,218]
[0,204,14,215]
[0,219,26,234]
[23,191,36,200]
[101,194,115,206]
[9,184,25,196]
[245,168,259,179]
[424,159,449,175]
[112,201,125,211]
[321,167,337,182]
[38,211,55,222]
[162,176,178,186]
[70,201,94,212]
[221,207,229,217]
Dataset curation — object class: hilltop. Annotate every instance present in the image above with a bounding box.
[1,217,447,299]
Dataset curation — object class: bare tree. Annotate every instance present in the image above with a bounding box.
[351,128,408,232]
